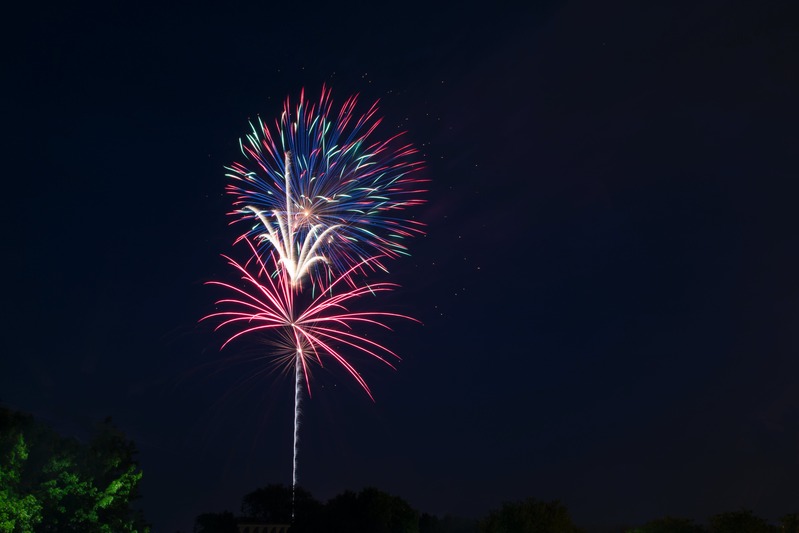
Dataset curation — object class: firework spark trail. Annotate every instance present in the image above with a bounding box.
[292,350,301,518]
[226,86,428,285]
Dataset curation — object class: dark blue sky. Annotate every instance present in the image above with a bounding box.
[3,1,797,531]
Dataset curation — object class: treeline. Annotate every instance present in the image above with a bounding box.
[625,512,798,533]
[195,486,582,533]
[3,407,796,533]
[194,484,483,533]
[196,485,799,533]
[0,407,149,533]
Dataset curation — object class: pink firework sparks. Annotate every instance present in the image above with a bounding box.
[202,237,416,401]
[203,238,417,498]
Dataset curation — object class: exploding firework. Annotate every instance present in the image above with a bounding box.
[203,238,416,495]
[225,86,427,286]
[208,87,426,513]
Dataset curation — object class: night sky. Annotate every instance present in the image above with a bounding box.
[3,2,797,532]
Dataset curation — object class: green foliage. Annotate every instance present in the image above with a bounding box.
[0,434,43,532]
[0,407,148,533]
[707,509,775,533]
[478,498,580,533]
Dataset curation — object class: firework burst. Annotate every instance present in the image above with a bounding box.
[226,86,427,285]
[203,238,416,494]
[204,238,412,398]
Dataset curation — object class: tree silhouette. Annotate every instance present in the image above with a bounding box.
[420,513,478,533]
[240,483,322,532]
[479,498,580,533]
[708,509,774,533]
[241,484,294,523]
[326,487,418,533]
[420,512,443,533]
[193,510,237,533]
[626,516,706,533]
[780,513,799,533]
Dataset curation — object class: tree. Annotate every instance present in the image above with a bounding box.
[325,489,358,533]
[0,407,149,533]
[357,487,418,533]
[240,483,322,532]
[241,483,293,523]
[0,433,43,532]
[780,514,799,533]
[193,510,237,533]
[438,514,479,533]
[479,498,580,533]
[626,516,706,533]
[326,487,419,533]
[420,513,478,533]
[707,509,775,533]
[420,512,443,533]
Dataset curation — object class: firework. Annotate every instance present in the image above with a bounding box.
[203,238,416,493]
[208,87,426,512]
[225,86,427,286]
